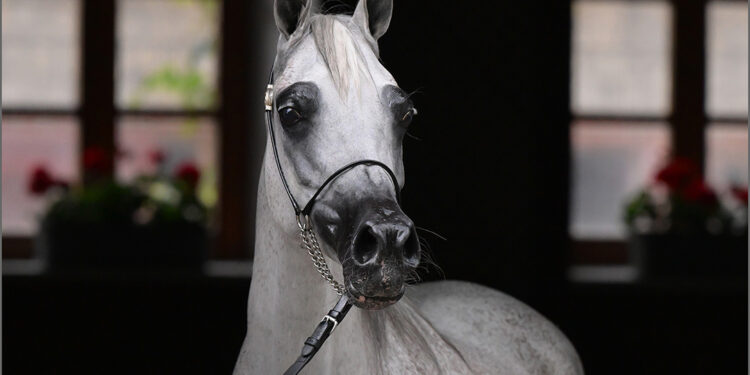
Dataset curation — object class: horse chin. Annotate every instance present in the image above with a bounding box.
[345,282,405,310]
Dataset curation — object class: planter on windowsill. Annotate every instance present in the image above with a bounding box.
[628,233,747,282]
[27,151,210,271]
[36,218,207,270]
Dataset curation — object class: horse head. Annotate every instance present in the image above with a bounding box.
[269,0,420,310]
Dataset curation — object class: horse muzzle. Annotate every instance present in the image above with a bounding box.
[313,197,420,310]
[348,198,421,309]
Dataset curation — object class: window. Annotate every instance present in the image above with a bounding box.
[2,0,81,108]
[2,0,255,259]
[571,0,673,240]
[570,0,748,261]
[2,0,82,238]
[116,0,218,110]
[706,1,748,118]
[572,1,672,116]
[115,0,220,213]
[705,1,748,192]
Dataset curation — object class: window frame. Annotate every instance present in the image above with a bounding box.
[2,0,258,259]
[570,0,748,264]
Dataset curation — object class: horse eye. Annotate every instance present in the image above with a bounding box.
[400,108,416,125]
[278,107,303,126]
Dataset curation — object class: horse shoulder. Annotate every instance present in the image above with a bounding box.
[407,280,583,375]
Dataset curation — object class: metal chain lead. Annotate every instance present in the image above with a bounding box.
[297,214,346,295]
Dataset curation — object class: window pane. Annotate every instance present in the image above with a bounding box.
[706,124,748,191]
[706,1,748,118]
[572,1,672,116]
[2,0,80,108]
[116,117,218,209]
[571,122,670,239]
[116,0,219,110]
[2,117,80,235]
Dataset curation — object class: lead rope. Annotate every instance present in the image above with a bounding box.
[283,295,353,375]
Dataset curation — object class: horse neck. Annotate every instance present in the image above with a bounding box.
[250,143,340,319]
[247,142,464,374]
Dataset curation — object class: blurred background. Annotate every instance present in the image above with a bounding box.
[2,0,747,373]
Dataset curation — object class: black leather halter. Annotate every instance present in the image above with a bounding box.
[264,71,401,217]
[264,69,401,374]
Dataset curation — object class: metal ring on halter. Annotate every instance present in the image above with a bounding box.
[296,213,311,231]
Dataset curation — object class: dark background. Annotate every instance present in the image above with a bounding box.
[4,1,747,374]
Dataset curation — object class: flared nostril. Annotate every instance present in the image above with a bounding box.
[352,219,420,268]
[352,225,380,265]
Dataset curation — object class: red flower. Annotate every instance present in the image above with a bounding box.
[731,185,748,205]
[148,149,165,166]
[655,157,700,191]
[83,146,108,173]
[682,179,718,207]
[174,162,201,189]
[28,165,55,195]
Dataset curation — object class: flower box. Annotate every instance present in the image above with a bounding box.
[629,234,747,282]
[28,147,211,270]
[37,218,207,270]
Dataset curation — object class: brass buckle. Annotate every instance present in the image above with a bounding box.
[264,84,274,111]
[322,315,338,331]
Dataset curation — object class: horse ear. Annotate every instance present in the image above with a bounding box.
[274,0,314,39]
[352,0,393,40]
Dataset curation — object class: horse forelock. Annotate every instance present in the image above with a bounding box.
[278,14,378,99]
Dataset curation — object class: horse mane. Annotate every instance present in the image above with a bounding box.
[362,296,472,374]
[362,297,440,374]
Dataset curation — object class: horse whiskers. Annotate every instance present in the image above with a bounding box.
[405,87,425,100]
[404,271,422,285]
[405,131,422,141]
[415,236,446,280]
[417,236,431,252]
[416,226,447,241]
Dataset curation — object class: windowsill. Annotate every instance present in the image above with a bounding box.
[567,264,639,283]
[567,263,746,297]
[2,258,253,280]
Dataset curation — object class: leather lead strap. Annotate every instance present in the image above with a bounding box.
[284,296,353,375]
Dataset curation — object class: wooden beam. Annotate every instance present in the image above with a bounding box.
[671,0,708,170]
[81,0,116,182]
[217,0,253,258]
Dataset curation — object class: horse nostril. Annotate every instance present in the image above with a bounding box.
[352,225,379,265]
[402,227,420,268]
[352,220,421,268]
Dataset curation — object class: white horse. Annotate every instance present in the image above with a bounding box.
[235,0,583,373]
